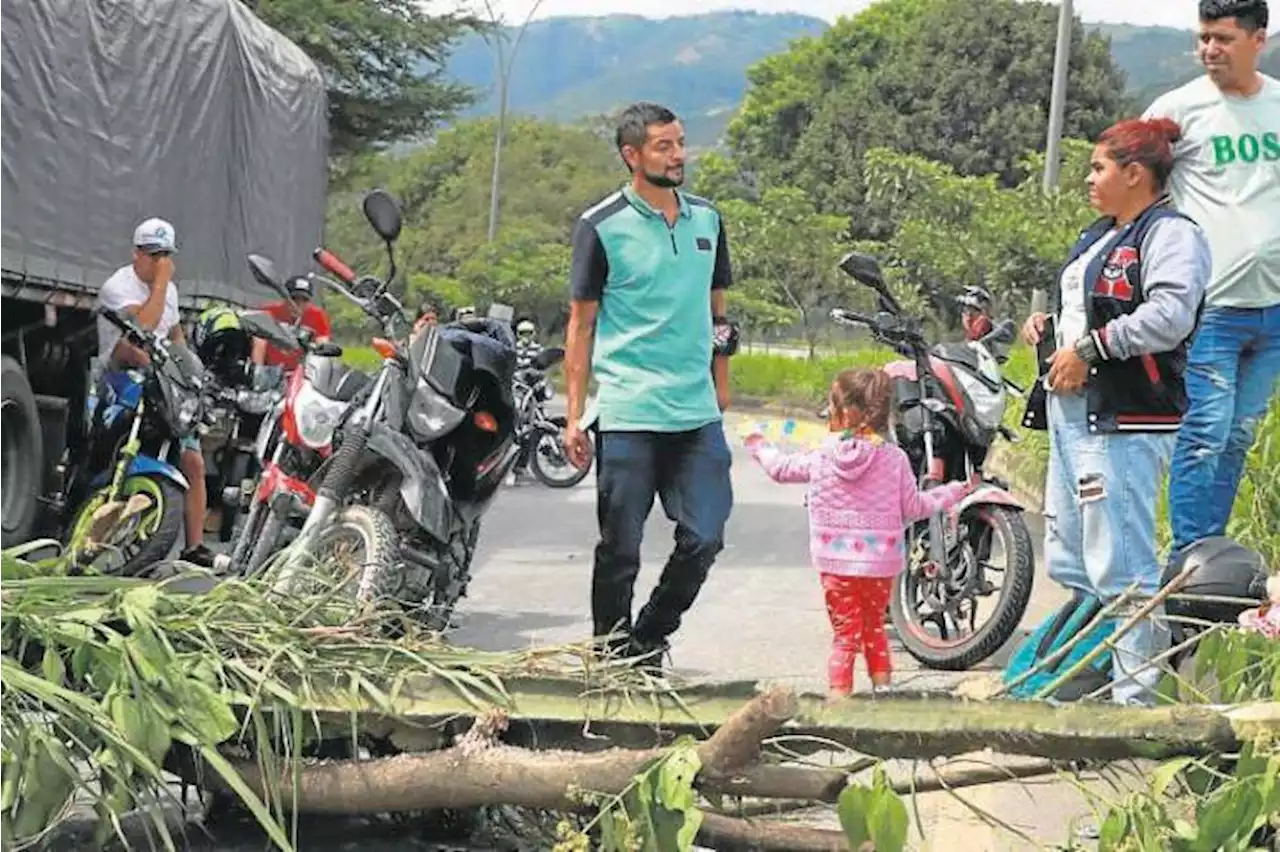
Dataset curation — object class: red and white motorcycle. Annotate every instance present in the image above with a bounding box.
[228,255,370,576]
[830,251,1036,671]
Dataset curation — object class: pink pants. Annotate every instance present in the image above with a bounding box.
[821,573,894,693]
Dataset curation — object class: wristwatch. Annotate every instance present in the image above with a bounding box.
[1074,332,1104,366]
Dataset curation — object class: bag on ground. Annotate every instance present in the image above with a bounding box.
[1003,591,1116,700]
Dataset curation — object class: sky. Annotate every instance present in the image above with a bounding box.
[457,0,1203,30]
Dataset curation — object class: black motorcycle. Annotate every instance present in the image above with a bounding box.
[511,347,592,488]
[59,309,211,575]
[270,189,522,630]
[193,306,301,542]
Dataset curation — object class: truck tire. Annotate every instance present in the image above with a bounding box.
[2,356,43,547]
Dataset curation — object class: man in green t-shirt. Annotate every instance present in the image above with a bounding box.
[1144,0,1280,553]
[561,102,737,670]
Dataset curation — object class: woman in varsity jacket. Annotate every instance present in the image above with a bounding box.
[1021,117,1212,706]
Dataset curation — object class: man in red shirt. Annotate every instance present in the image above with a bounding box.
[253,274,332,371]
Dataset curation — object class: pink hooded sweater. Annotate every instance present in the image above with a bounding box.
[750,434,972,578]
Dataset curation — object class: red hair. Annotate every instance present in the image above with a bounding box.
[1097,117,1183,190]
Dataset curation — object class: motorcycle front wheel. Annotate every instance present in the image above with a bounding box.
[65,474,185,576]
[889,505,1035,671]
[529,415,592,488]
[291,506,400,607]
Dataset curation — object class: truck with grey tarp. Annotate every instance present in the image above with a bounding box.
[2,0,329,547]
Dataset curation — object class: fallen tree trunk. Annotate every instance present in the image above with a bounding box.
[299,675,1259,761]
[198,687,854,852]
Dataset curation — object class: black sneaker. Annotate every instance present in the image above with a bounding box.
[181,544,231,573]
[629,637,670,676]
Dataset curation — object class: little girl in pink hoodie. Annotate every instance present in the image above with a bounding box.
[747,368,975,698]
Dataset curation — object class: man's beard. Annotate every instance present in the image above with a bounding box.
[642,167,683,189]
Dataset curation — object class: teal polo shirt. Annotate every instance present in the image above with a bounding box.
[569,185,732,432]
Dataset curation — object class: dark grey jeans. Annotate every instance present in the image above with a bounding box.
[590,421,734,646]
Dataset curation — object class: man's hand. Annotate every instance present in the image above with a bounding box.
[1021,312,1048,346]
[153,255,174,287]
[1046,346,1089,395]
[717,383,731,412]
[562,421,592,470]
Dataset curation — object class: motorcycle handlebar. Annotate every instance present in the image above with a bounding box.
[98,306,151,349]
[830,308,875,327]
[313,247,357,285]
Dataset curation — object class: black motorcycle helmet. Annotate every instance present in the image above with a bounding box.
[1163,536,1269,626]
[193,306,253,387]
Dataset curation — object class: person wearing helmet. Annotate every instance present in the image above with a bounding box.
[514,318,542,369]
[957,285,994,342]
[253,274,332,372]
[95,217,226,570]
[453,305,477,322]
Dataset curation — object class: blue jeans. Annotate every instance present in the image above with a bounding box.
[591,421,733,645]
[1044,393,1176,704]
[1169,305,1280,551]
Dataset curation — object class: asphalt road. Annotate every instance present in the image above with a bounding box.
[452,410,1064,695]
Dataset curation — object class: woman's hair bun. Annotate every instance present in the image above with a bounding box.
[1146,116,1183,145]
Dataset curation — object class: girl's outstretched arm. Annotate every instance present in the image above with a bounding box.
[745,434,814,483]
[897,454,973,522]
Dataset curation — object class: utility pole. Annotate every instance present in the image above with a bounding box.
[1034,0,1074,315]
[1042,0,1074,195]
[483,0,546,243]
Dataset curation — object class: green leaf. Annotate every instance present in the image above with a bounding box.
[837,783,874,848]
[41,645,66,687]
[176,678,239,744]
[1098,808,1129,851]
[866,786,909,852]
[1150,757,1195,798]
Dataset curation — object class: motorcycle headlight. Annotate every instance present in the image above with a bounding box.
[293,381,350,449]
[407,379,466,442]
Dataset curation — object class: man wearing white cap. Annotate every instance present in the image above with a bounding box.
[96,217,222,569]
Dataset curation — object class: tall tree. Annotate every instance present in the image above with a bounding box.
[248,0,479,155]
[321,117,622,331]
[726,0,1127,228]
[720,188,858,357]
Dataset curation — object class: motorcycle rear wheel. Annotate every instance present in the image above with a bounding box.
[889,505,1034,671]
[529,415,592,488]
[66,474,185,577]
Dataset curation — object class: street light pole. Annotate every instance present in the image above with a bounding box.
[483,0,546,243]
[1042,0,1074,195]
[1034,0,1074,315]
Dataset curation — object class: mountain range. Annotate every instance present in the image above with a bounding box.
[442,12,1280,148]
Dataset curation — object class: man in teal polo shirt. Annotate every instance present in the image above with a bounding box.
[562,102,737,670]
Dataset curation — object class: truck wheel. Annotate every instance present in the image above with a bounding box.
[2,356,43,547]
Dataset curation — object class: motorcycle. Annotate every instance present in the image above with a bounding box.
[512,347,593,487]
[193,306,301,543]
[272,189,523,631]
[228,259,367,577]
[60,308,211,575]
[830,251,1036,671]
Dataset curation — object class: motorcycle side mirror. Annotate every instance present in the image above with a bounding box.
[531,347,565,370]
[837,252,885,287]
[362,189,403,244]
[246,254,290,303]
